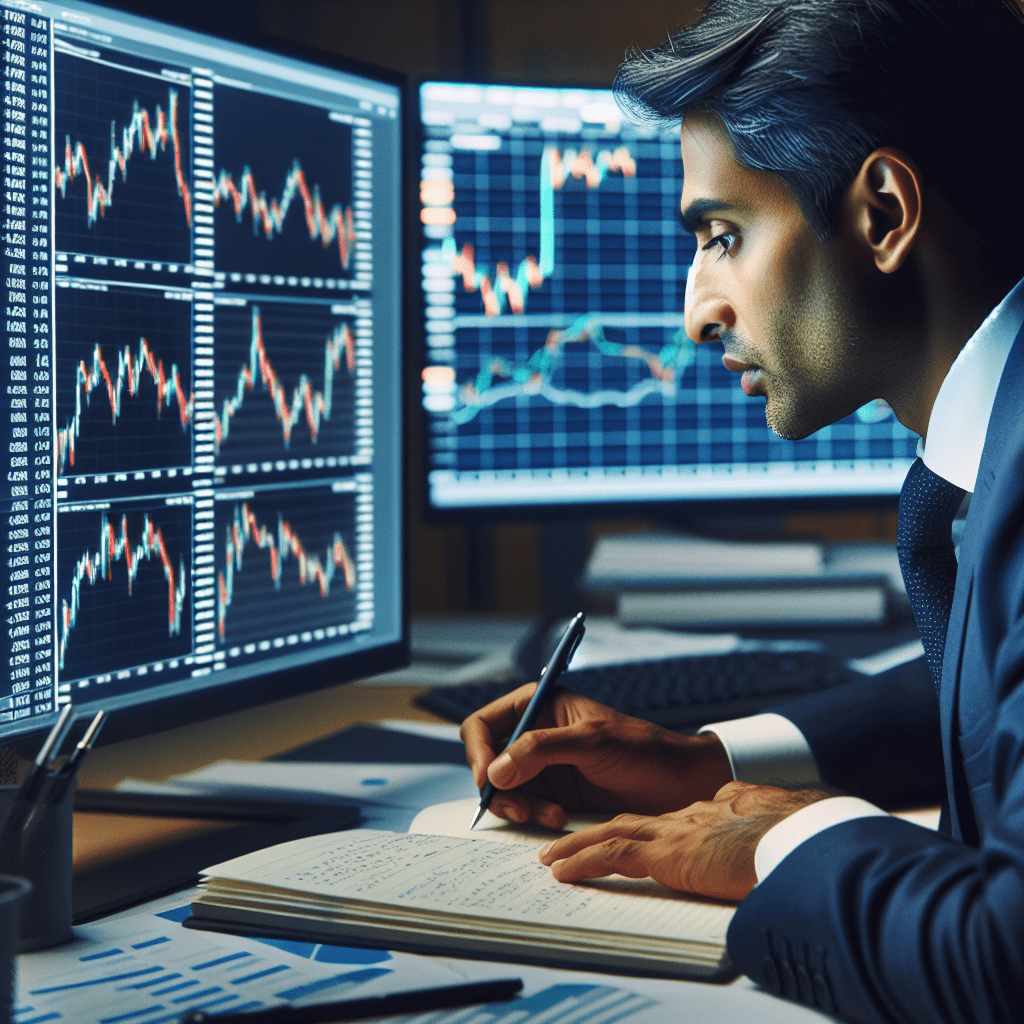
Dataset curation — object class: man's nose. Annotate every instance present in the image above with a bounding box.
[683,251,733,345]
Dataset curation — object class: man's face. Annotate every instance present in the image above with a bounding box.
[680,110,882,440]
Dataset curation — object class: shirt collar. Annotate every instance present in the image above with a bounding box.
[920,276,1024,492]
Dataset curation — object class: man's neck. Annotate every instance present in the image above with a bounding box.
[884,223,1009,442]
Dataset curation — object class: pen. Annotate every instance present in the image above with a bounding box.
[178,976,524,1023]
[46,710,107,807]
[0,702,74,853]
[470,611,586,830]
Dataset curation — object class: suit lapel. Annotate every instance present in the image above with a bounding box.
[939,319,1024,840]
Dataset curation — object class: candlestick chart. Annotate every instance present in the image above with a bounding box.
[214,302,359,465]
[53,52,193,264]
[214,490,360,646]
[55,287,194,476]
[213,86,355,278]
[57,505,191,682]
[441,145,636,317]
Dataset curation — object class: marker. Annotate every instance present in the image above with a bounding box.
[470,611,586,830]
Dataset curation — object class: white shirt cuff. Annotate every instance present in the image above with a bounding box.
[699,713,821,785]
[755,796,889,882]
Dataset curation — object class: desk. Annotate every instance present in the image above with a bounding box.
[61,616,923,1022]
[73,684,440,874]
[45,676,837,1024]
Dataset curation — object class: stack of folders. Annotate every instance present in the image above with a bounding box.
[582,533,906,629]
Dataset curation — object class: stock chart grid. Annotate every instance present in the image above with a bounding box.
[54,284,195,477]
[0,0,399,726]
[53,51,194,267]
[419,84,918,508]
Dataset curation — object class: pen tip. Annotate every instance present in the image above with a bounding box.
[469,805,484,830]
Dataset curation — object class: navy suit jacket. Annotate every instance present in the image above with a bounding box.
[726,319,1024,1024]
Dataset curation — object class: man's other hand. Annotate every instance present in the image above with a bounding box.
[459,683,734,830]
[538,781,830,901]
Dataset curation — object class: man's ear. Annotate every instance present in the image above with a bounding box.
[844,148,923,274]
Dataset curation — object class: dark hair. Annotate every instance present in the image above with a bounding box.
[614,0,1024,290]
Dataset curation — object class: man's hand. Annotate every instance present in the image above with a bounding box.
[538,781,830,901]
[460,683,734,830]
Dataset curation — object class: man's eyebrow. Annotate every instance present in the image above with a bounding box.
[679,199,736,234]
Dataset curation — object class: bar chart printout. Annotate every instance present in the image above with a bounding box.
[15,903,666,1023]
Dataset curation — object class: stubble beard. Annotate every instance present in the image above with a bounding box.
[761,266,869,441]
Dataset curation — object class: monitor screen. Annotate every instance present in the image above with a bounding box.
[1,1,405,741]
[418,81,917,515]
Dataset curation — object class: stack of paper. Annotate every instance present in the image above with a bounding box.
[583,533,903,628]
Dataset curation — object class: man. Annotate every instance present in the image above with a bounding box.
[460,2,1024,1022]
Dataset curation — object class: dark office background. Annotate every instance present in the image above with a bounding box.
[159,0,900,617]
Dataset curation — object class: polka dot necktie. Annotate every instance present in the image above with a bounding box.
[896,458,967,688]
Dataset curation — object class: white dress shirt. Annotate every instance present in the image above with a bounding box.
[702,275,1024,882]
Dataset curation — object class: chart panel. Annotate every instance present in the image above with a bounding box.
[214,486,363,647]
[213,301,362,466]
[55,285,194,476]
[213,87,355,280]
[53,51,193,264]
[57,502,192,683]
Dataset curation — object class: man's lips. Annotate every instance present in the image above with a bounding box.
[722,354,764,396]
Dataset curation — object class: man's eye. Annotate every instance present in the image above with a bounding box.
[701,232,737,260]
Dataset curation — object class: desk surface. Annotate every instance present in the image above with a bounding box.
[73,683,444,872]
[59,619,929,1023]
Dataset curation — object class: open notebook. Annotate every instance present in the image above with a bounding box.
[187,798,735,980]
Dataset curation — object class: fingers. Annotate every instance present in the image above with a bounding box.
[536,785,829,899]
[460,683,538,788]
[463,686,611,791]
[539,815,655,882]
[487,793,568,831]
[485,712,619,788]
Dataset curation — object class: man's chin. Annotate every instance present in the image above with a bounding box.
[764,403,821,442]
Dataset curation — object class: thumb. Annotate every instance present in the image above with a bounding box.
[486,750,519,789]
[486,723,591,789]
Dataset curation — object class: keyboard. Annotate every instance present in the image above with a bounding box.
[414,647,864,730]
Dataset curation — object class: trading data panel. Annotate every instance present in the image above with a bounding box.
[0,2,403,733]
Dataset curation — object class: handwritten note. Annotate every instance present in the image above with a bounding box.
[200,830,734,945]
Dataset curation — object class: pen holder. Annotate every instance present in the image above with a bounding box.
[0,876,30,1024]
[0,780,74,951]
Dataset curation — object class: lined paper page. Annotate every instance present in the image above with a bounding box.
[409,797,608,846]
[202,830,734,944]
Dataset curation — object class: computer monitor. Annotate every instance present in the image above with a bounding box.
[0,0,405,744]
[417,81,918,517]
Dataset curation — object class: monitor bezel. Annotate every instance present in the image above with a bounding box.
[413,78,908,525]
[9,0,410,752]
